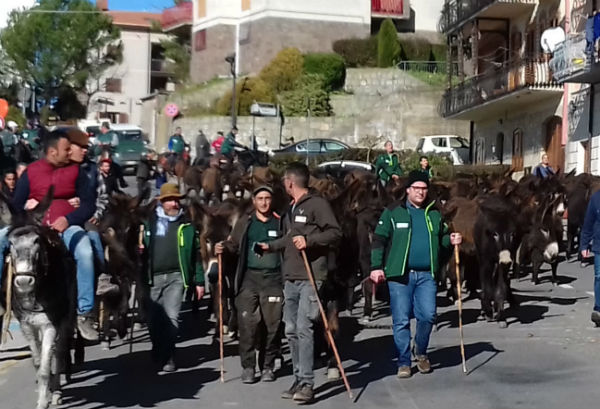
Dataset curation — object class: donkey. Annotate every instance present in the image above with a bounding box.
[3,189,77,409]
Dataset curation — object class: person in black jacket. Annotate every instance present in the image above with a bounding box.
[99,158,122,196]
[215,185,283,384]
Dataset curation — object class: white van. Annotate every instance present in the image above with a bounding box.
[416,135,470,165]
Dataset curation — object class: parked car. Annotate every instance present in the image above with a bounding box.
[271,138,350,158]
[318,160,374,173]
[110,124,149,171]
[416,135,470,165]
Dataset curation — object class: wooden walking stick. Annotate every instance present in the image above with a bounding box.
[2,255,14,345]
[301,250,353,400]
[218,253,224,383]
[454,244,468,374]
[129,225,145,353]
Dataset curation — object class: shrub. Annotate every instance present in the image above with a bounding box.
[377,19,400,67]
[259,47,304,93]
[303,53,346,91]
[5,106,26,128]
[215,76,275,116]
[431,43,447,62]
[333,36,378,67]
[398,37,431,61]
[280,74,331,117]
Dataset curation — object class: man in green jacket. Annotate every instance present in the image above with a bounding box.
[220,126,245,159]
[215,185,283,384]
[370,171,461,378]
[141,183,205,373]
[375,140,402,185]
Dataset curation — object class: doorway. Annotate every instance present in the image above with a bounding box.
[544,116,564,171]
[512,128,524,171]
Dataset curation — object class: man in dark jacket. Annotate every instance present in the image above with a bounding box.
[371,171,461,378]
[194,130,210,166]
[99,158,122,196]
[261,162,341,403]
[141,183,205,372]
[136,151,155,198]
[215,185,283,384]
[580,189,600,326]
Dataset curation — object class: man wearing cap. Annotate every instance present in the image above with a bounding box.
[370,170,462,378]
[140,183,205,372]
[215,185,283,384]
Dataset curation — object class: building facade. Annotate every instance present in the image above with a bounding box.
[87,0,174,127]
[439,0,567,175]
[184,0,421,82]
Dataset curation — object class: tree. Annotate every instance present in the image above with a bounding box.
[0,0,122,118]
[377,19,400,68]
[280,74,332,117]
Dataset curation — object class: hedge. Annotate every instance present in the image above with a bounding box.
[259,47,304,93]
[280,74,332,117]
[332,36,378,68]
[377,19,400,67]
[303,53,346,91]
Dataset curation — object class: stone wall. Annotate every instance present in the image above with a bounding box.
[169,68,470,155]
[190,17,369,83]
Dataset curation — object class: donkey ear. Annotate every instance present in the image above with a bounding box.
[31,185,54,225]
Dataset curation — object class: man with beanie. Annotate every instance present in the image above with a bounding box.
[215,185,283,384]
[260,162,341,404]
[370,170,462,378]
[140,183,205,372]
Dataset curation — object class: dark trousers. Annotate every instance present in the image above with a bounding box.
[236,270,283,371]
[146,272,184,365]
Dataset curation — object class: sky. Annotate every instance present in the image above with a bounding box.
[0,0,174,29]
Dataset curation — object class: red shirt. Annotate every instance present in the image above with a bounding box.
[212,136,225,153]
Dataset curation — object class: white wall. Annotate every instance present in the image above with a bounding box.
[412,0,443,32]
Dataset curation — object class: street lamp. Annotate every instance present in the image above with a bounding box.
[225,53,237,128]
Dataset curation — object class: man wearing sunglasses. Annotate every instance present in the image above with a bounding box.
[370,170,462,378]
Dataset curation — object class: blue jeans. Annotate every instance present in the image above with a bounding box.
[87,230,105,269]
[0,226,9,282]
[593,255,600,312]
[283,280,320,388]
[388,271,437,367]
[62,226,95,315]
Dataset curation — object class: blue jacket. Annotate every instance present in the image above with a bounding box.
[580,190,600,253]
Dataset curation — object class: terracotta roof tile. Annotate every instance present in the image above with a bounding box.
[106,11,161,28]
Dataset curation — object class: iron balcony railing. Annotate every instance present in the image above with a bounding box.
[397,60,450,73]
[439,58,558,117]
[438,0,537,34]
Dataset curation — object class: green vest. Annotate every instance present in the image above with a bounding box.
[220,134,236,155]
[0,130,15,154]
[169,135,185,154]
[21,129,39,150]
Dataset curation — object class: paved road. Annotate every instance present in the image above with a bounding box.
[1,256,600,409]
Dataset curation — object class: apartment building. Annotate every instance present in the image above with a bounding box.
[439,0,567,174]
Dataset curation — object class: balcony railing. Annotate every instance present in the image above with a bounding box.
[372,0,405,16]
[438,0,536,34]
[161,2,192,31]
[439,58,558,117]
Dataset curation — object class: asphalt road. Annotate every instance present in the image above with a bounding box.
[1,180,600,408]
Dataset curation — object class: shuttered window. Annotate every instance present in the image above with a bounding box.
[195,30,206,52]
[242,0,251,11]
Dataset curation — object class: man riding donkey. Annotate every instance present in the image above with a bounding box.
[139,183,206,372]
[370,171,462,378]
[1,129,111,340]
[215,185,284,384]
[93,122,127,189]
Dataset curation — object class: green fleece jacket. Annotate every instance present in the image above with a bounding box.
[371,199,450,278]
[375,153,402,182]
[143,214,205,288]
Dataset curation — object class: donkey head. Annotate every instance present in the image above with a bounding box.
[8,226,46,299]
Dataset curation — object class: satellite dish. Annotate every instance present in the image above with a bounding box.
[541,27,565,53]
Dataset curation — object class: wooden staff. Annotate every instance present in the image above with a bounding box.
[2,256,14,345]
[130,225,145,354]
[301,250,353,400]
[454,244,468,374]
[218,253,224,383]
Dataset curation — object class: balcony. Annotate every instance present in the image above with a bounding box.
[371,0,409,19]
[151,59,174,76]
[161,2,192,33]
[551,34,600,84]
[439,58,562,120]
[438,0,536,35]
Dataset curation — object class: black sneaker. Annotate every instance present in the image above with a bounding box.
[293,385,314,404]
[592,311,600,327]
[241,367,256,384]
[77,315,99,341]
[281,380,300,399]
[261,368,276,382]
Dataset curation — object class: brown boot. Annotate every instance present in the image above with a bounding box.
[416,355,431,374]
[397,366,412,378]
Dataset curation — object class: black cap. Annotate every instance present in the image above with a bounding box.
[406,170,430,188]
[252,185,273,197]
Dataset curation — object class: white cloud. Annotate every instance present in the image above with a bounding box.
[0,0,36,30]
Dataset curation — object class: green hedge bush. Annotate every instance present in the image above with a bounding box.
[280,74,332,117]
[215,77,274,116]
[377,19,400,67]
[332,36,378,68]
[303,53,346,91]
[259,47,304,93]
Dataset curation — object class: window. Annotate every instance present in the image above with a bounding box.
[242,0,251,11]
[105,78,121,93]
[116,130,142,141]
[194,30,206,52]
[198,0,206,18]
[416,138,424,152]
[296,141,321,153]
[323,141,346,152]
[450,137,469,148]
[433,137,447,147]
